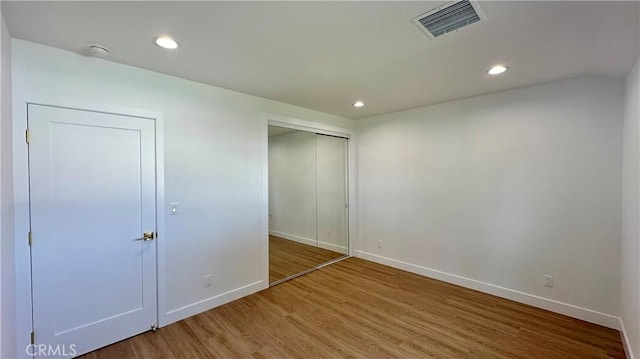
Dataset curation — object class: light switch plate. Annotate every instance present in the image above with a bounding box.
[170,202,178,215]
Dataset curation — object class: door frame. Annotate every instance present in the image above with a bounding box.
[259,112,356,286]
[13,97,166,357]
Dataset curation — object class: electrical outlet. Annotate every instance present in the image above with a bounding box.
[377,240,382,249]
[204,274,213,287]
[544,275,553,288]
[326,231,331,238]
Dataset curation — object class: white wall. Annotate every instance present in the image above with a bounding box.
[355,77,624,328]
[11,39,350,357]
[0,13,16,359]
[269,130,317,243]
[621,57,640,359]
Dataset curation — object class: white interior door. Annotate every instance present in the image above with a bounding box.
[28,104,157,357]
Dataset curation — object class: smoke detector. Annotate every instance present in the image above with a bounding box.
[88,45,110,57]
[412,0,486,40]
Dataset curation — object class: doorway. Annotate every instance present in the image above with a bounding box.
[28,104,159,356]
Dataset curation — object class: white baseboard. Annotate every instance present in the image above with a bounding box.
[620,318,638,359]
[269,230,316,246]
[160,280,267,327]
[354,250,620,330]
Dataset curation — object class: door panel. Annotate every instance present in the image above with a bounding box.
[28,104,157,357]
[316,135,348,254]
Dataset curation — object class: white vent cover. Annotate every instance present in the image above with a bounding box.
[412,0,486,40]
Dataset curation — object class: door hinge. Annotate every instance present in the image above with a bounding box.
[30,331,35,345]
[28,232,32,246]
[25,129,30,144]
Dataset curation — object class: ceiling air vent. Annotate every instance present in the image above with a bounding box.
[412,0,486,40]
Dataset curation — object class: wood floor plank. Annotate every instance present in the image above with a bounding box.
[81,258,625,359]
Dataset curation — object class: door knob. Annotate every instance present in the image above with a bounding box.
[133,232,155,241]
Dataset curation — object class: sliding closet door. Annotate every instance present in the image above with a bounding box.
[268,129,318,283]
[268,126,349,285]
[268,130,317,244]
[316,135,348,255]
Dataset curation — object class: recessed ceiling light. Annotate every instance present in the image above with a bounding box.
[154,36,179,50]
[353,101,365,108]
[488,65,508,75]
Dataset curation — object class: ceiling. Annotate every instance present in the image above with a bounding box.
[3,1,639,119]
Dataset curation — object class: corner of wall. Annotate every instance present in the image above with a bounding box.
[620,317,637,359]
[0,11,17,359]
[621,55,640,359]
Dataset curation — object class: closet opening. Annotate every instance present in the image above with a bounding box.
[267,125,349,285]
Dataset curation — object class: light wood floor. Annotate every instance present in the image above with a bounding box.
[269,235,344,283]
[81,258,625,359]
